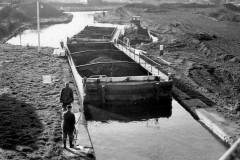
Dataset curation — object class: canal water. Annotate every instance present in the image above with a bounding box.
[7,11,117,48]
[86,100,226,160]
[7,11,227,159]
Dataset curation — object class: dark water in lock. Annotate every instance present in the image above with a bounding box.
[86,100,227,160]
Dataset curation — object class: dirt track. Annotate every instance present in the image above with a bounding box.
[0,44,69,160]
[95,3,240,138]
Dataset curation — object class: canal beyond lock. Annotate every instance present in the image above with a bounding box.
[7,11,227,160]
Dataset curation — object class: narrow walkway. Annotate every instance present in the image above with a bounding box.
[114,43,169,81]
[111,26,169,81]
[61,57,94,159]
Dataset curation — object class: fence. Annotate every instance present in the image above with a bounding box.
[114,39,169,81]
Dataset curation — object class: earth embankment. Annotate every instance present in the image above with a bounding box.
[0,44,69,160]
[96,2,240,139]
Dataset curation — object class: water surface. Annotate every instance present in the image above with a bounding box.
[7,11,117,48]
[87,100,227,160]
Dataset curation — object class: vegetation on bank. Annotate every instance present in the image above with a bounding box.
[0,2,71,41]
[208,4,240,22]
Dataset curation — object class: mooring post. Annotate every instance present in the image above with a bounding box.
[155,83,160,102]
[101,85,106,105]
[159,44,164,56]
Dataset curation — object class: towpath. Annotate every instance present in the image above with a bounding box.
[61,53,94,159]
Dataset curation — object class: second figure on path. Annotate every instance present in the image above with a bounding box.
[62,105,76,148]
[60,82,74,111]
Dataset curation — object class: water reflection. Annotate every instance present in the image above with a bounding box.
[87,100,227,160]
[84,102,172,122]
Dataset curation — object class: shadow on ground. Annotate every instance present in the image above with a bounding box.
[0,94,43,151]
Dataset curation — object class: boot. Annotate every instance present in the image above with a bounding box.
[63,140,67,149]
[69,139,74,148]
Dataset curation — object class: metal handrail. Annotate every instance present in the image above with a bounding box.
[115,39,169,81]
[219,138,240,160]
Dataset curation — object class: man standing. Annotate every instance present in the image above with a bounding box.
[62,105,75,148]
[60,82,74,111]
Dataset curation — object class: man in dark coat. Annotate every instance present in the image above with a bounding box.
[60,82,74,111]
[62,105,75,148]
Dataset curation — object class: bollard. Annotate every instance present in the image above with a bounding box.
[60,41,64,49]
[159,44,164,56]
[155,83,160,102]
[101,85,106,105]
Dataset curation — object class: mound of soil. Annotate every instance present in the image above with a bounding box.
[18,2,64,18]
[224,3,240,12]
[189,64,240,98]
[115,7,130,18]
[0,6,30,21]
[209,8,240,22]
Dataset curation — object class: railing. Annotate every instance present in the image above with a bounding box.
[114,39,169,81]
[219,138,240,160]
[65,47,85,107]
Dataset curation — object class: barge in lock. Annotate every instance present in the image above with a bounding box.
[66,26,172,108]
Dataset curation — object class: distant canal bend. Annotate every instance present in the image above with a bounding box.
[7,11,116,48]
[8,11,227,160]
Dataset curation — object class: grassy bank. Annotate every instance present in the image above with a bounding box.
[0,44,70,160]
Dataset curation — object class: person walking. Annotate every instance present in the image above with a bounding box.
[60,82,74,111]
[62,105,76,148]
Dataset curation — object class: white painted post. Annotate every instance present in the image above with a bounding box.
[159,44,164,56]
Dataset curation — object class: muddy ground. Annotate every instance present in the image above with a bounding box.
[0,44,70,160]
[95,3,240,138]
